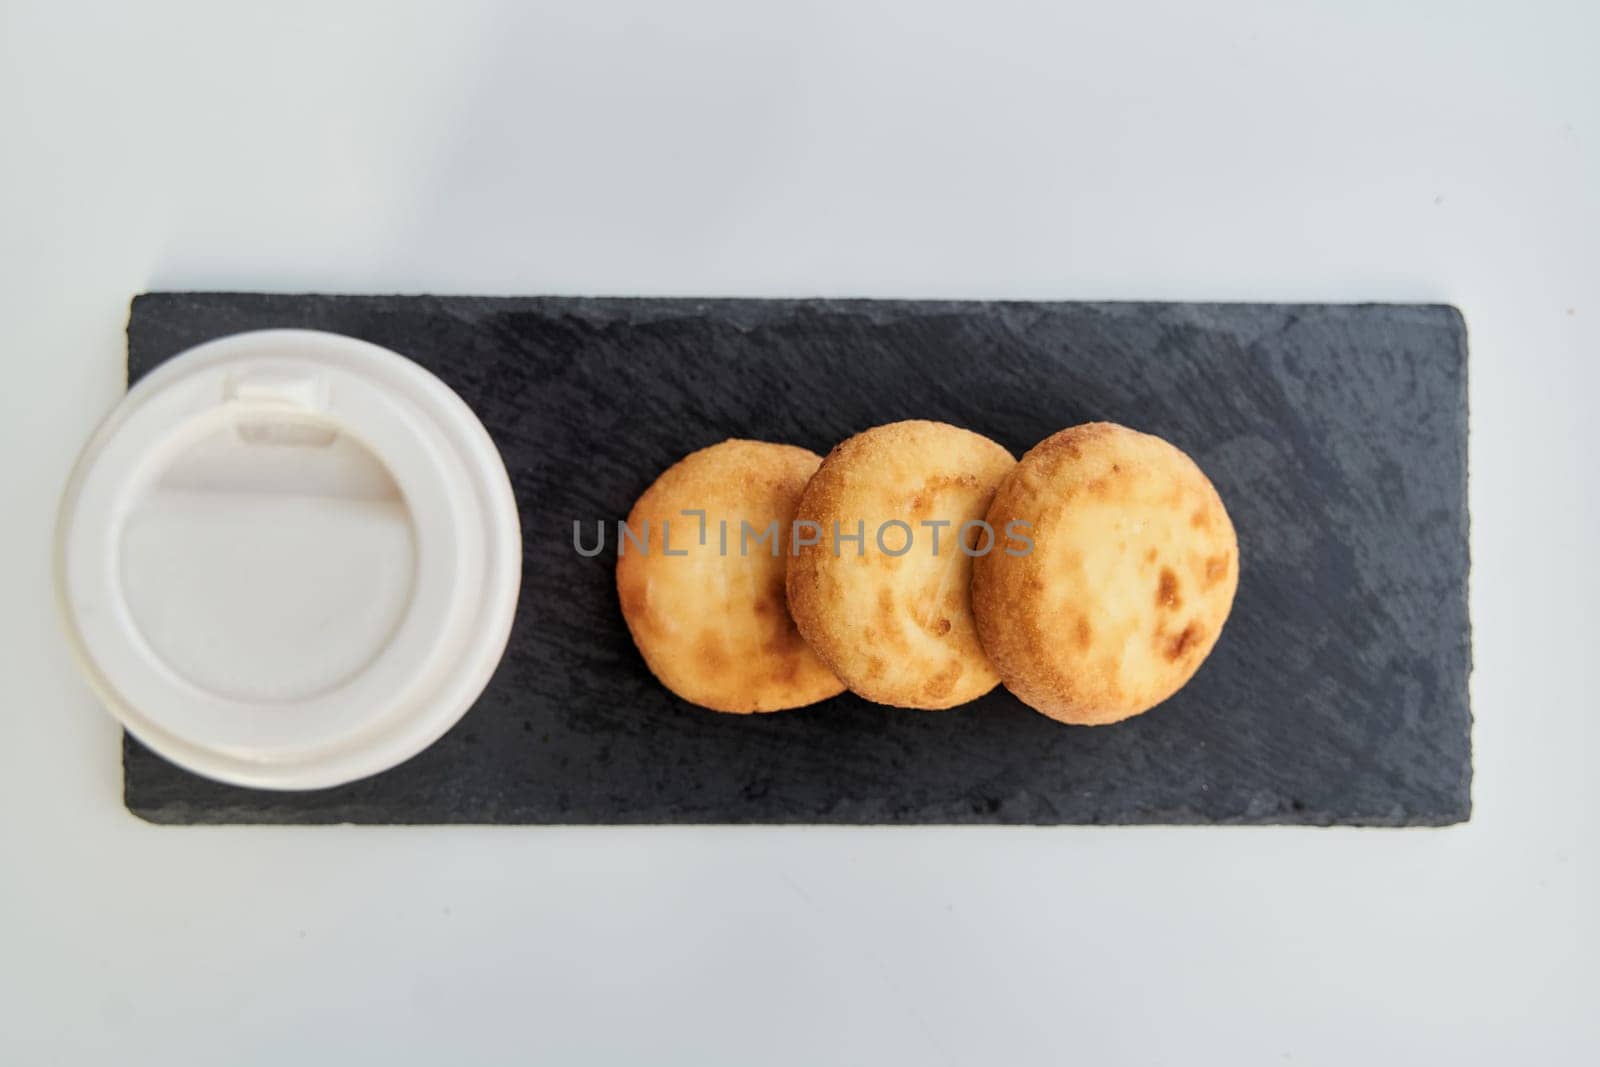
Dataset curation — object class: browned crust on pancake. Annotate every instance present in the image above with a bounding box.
[971,423,1239,725]
[617,439,845,713]
[786,420,1016,709]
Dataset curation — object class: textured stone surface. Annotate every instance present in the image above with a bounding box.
[122,294,1472,825]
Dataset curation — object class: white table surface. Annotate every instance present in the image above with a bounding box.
[3,2,1595,1063]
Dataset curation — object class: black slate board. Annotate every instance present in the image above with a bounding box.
[123,294,1471,826]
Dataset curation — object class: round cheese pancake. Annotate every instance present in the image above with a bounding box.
[972,422,1238,725]
[785,420,1016,709]
[616,439,844,713]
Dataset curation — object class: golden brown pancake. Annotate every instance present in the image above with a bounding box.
[616,439,845,713]
[972,422,1239,725]
[785,420,1016,709]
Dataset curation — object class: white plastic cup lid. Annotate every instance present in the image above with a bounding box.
[54,329,522,790]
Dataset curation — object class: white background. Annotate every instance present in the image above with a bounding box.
[2,1,1595,1063]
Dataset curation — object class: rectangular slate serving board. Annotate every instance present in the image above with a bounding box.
[123,294,1471,826]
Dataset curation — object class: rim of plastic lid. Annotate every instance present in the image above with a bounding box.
[53,329,522,790]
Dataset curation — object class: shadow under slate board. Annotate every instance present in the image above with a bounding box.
[122,294,1472,826]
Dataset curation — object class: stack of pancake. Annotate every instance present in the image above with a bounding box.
[616,420,1237,726]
